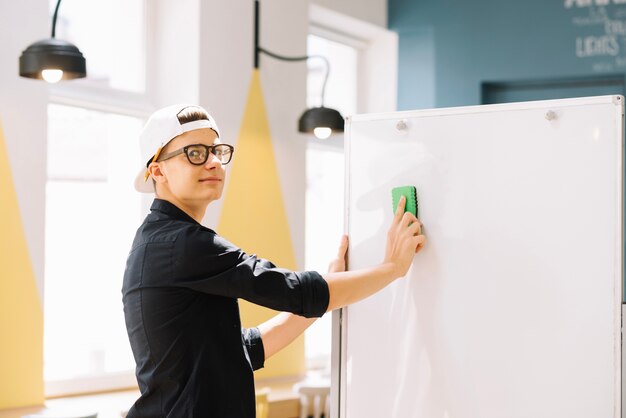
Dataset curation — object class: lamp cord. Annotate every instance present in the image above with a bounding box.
[258,47,330,107]
[51,0,62,38]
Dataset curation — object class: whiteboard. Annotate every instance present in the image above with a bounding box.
[334,96,624,418]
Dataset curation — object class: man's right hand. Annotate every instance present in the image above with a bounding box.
[383,195,426,279]
[323,195,426,312]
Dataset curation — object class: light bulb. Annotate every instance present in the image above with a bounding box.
[313,127,332,139]
[42,69,63,83]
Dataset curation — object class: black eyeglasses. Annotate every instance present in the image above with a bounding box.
[157,143,234,165]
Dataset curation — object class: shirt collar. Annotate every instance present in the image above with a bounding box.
[150,198,199,224]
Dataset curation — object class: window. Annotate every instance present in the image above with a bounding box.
[51,0,146,92]
[44,0,150,397]
[304,34,357,371]
[45,105,143,393]
[305,7,398,377]
[306,35,357,113]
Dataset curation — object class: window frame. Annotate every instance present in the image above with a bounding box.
[306,6,398,418]
[44,0,154,398]
[303,31,357,374]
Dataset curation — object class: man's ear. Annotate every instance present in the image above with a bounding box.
[148,162,167,186]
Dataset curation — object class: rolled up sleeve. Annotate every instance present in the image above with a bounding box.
[242,327,265,370]
[292,270,328,318]
[172,228,330,317]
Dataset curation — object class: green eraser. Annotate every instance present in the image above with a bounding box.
[392,186,418,217]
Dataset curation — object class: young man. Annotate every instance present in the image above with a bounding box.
[122,104,425,417]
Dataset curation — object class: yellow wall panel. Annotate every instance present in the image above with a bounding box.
[0,123,44,408]
[217,70,305,378]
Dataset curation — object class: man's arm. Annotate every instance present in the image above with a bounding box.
[257,313,317,360]
[258,235,349,360]
[324,195,425,311]
[258,196,425,360]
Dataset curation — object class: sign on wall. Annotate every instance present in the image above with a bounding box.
[567,0,626,71]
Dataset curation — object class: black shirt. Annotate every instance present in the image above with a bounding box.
[122,199,329,417]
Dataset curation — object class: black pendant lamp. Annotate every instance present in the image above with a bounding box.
[298,107,345,139]
[254,0,344,139]
[19,0,86,83]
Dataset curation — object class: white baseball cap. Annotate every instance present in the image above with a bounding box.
[134,104,220,193]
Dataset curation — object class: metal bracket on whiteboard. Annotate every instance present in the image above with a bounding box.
[545,111,557,121]
[396,119,408,131]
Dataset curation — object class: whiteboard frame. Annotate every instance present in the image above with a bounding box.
[331,95,625,418]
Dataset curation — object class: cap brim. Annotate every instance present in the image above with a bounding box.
[134,167,155,193]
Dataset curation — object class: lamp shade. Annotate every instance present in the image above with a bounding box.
[19,38,86,81]
[298,106,344,134]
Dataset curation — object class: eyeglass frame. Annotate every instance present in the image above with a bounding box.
[156,143,235,165]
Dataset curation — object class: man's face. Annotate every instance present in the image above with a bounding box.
[154,128,226,205]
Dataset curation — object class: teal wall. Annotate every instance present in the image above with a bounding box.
[389,0,626,110]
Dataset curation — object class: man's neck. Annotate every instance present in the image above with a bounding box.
[155,193,207,224]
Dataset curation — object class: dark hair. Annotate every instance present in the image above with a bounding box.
[176,106,210,124]
[155,106,211,159]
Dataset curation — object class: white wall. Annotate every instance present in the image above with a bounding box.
[309,4,397,116]
[198,0,310,268]
[0,0,48,299]
[150,0,200,107]
[312,0,387,28]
